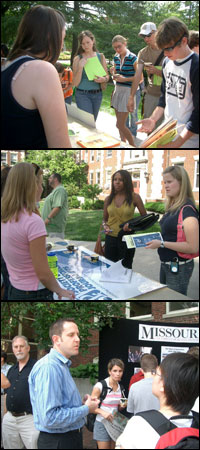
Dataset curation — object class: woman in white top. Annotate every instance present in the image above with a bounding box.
[91,358,126,450]
[116,352,199,449]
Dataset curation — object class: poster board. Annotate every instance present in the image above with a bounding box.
[99,319,199,395]
[52,247,165,300]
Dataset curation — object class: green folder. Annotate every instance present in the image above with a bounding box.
[84,56,106,81]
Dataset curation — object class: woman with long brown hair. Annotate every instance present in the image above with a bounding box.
[2,4,72,149]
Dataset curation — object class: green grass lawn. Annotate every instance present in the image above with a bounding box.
[66,209,161,241]
[40,202,161,241]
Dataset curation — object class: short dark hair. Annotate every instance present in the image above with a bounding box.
[49,318,75,343]
[141,354,158,372]
[160,353,199,415]
[52,173,62,183]
[107,358,125,372]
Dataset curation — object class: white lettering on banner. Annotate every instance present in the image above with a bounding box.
[139,324,199,343]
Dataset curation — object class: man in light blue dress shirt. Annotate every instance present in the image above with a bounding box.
[28,318,99,449]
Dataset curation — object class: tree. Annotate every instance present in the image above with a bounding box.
[1,302,126,353]
[81,184,102,204]
[25,150,88,196]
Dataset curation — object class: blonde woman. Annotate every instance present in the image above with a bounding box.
[111,36,137,146]
[145,166,199,296]
[1,163,75,300]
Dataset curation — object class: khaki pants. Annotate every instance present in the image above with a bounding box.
[144,93,164,128]
[2,411,39,449]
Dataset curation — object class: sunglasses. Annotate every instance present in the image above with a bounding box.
[140,32,154,38]
[162,33,186,52]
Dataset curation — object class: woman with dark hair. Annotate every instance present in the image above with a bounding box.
[103,170,146,268]
[2,4,72,149]
[116,352,199,449]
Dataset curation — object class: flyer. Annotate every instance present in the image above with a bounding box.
[123,232,162,249]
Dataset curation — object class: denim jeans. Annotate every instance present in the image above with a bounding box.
[160,260,194,296]
[75,89,103,121]
[8,284,54,300]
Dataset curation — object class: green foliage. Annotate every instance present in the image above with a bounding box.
[80,184,102,204]
[145,202,165,214]
[70,363,98,385]
[25,150,88,192]
[68,196,81,209]
[1,302,125,353]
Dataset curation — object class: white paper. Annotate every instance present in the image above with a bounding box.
[99,260,132,283]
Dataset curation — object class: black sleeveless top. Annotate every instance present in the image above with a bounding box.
[1,56,48,149]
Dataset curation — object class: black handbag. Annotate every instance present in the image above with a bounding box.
[119,213,160,236]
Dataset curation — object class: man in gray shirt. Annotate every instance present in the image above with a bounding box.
[127,354,160,415]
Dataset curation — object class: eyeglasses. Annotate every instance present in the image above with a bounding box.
[151,370,162,378]
[32,163,41,175]
[162,33,186,52]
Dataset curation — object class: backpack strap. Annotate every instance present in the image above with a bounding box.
[99,379,112,407]
[136,410,177,436]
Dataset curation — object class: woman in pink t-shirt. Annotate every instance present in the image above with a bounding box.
[1,162,75,300]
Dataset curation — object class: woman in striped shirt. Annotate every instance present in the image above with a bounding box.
[91,358,126,449]
[111,36,137,147]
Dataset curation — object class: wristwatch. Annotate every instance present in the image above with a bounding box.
[160,238,165,248]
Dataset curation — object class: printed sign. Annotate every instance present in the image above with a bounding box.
[139,324,199,343]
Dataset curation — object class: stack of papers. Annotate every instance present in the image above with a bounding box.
[99,260,132,283]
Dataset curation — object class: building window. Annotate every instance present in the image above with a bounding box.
[106,150,112,158]
[10,152,18,165]
[1,151,7,165]
[97,151,101,161]
[91,151,95,162]
[90,172,94,184]
[194,161,199,189]
[85,151,88,163]
[126,301,152,319]
[168,302,199,312]
[96,172,100,185]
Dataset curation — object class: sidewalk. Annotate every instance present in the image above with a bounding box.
[69,240,199,300]
[96,110,144,147]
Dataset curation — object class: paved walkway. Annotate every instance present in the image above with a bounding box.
[96,110,144,147]
[69,240,199,300]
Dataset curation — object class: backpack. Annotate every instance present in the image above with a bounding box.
[136,410,199,449]
[177,205,199,259]
[85,380,125,432]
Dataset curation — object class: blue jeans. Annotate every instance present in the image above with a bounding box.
[75,89,103,121]
[160,260,194,296]
[8,284,54,300]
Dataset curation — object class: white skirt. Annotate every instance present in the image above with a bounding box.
[111,84,131,113]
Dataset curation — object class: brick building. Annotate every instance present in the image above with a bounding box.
[1,302,198,366]
[80,150,199,205]
[1,150,26,167]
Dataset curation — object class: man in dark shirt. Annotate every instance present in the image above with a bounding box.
[2,335,39,449]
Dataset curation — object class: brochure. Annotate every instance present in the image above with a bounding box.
[123,232,162,249]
